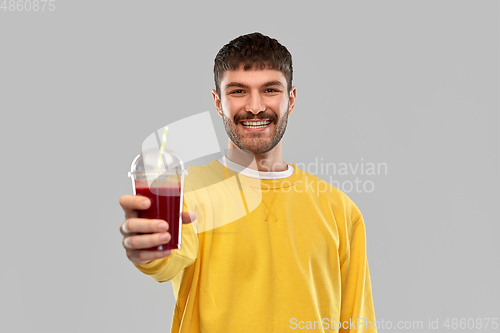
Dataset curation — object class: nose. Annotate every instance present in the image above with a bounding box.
[245,93,266,114]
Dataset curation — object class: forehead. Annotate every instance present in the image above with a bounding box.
[220,66,286,88]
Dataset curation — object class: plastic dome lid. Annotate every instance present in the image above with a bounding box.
[129,148,185,175]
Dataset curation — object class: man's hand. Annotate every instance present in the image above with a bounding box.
[119,195,197,266]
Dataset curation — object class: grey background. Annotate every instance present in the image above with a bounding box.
[1,1,498,332]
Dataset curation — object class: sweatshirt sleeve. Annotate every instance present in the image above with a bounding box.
[339,214,377,332]
[134,202,199,283]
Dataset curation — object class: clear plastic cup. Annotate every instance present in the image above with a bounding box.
[128,148,186,251]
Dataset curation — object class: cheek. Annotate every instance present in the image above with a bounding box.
[278,98,290,114]
[221,100,240,116]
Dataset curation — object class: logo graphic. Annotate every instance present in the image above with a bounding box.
[140,111,263,233]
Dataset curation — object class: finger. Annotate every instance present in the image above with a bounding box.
[182,211,197,224]
[123,232,171,250]
[120,220,131,235]
[127,249,171,266]
[121,218,169,235]
[119,195,150,219]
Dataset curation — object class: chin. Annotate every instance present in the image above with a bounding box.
[240,143,275,155]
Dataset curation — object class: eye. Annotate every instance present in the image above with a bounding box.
[230,89,244,94]
[265,88,279,93]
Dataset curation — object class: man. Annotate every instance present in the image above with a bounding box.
[119,32,377,332]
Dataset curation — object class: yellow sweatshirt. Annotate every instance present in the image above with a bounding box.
[135,159,377,332]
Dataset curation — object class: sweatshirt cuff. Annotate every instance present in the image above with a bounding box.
[134,251,195,283]
[134,255,171,274]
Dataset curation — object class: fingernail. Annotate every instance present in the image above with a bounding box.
[160,233,170,243]
[158,221,168,231]
[142,200,148,208]
[124,237,131,248]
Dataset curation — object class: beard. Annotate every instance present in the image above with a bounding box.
[221,105,289,155]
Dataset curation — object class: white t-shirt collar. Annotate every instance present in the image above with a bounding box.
[217,156,294,180]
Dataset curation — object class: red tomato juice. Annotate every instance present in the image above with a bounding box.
[135,183,181,251]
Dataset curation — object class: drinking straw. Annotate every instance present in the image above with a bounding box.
[157,126,169,171]
[154,126,168,186]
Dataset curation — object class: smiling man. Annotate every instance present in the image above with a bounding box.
[119,32,377,332]
[213,35,296,172]
[215,67,293,162]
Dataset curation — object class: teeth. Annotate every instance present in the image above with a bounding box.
[242,120,271,127]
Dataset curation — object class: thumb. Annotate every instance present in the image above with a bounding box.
[181,211,197,224]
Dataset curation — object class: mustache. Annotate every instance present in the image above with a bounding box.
[234,112,278,124]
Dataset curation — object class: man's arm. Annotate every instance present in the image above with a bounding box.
[339,214,377,332]
[134,217,198,283]
[119,194,199,283]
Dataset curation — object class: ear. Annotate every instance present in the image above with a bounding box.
[212,89,223,118]
[287,86,297,116]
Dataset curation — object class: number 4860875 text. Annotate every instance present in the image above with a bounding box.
[1,0,56,11]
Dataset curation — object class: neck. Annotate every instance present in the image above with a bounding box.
[226,141,288,172]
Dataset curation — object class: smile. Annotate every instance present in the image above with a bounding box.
[240,120,272,129]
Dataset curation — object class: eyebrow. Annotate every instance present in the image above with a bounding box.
[224,80,285,90]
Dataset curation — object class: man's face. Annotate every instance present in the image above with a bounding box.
[213,66,296,155]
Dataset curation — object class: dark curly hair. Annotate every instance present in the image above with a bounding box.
[214,32,293,97]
